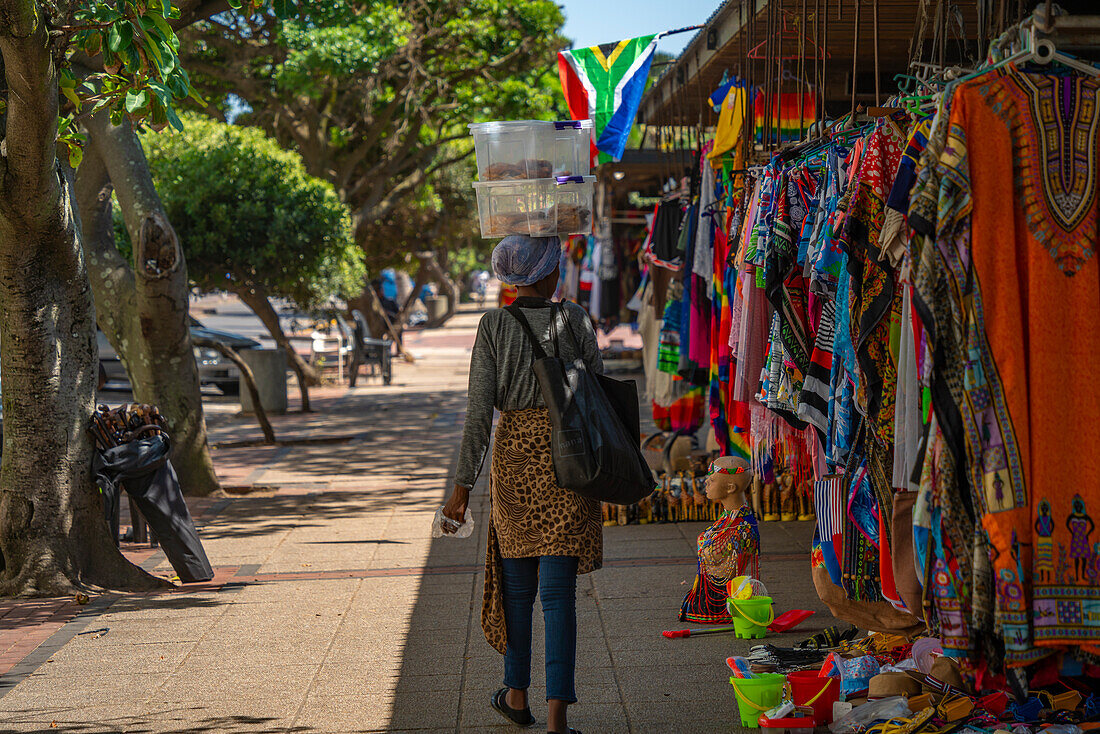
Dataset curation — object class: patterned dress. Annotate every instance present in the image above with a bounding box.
[925,65,1100,664]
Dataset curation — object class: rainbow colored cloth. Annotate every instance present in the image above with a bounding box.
[753,92,816,144]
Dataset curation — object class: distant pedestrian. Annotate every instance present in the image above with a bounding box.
[443,234,602,734]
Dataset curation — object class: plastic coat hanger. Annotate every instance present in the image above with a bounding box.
[949,24,1100,92]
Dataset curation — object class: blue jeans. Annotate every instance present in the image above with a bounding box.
[500,555,579,703]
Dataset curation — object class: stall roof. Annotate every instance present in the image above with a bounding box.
[641,0,977,127]
[597,149,696,210]
[643,1,1100,128]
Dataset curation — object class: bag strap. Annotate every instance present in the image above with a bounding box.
[552,302,584,361]
[504,305,549,361]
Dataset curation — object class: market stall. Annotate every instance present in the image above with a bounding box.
[621,0,1100,724]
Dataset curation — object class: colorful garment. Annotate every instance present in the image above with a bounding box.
[753,91,816,144]
[709,80,749,166]
[657,289,684,374]
[844,120,906,449]
[929,66,1100,663]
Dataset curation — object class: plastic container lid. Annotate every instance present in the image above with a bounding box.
[468,119,593,133]
[471,175,596,189]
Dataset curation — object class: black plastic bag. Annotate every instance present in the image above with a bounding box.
[506,304,654,505]
[93,435,214,583]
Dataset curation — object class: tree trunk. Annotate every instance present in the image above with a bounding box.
[79,114,220,497]
[398,261,429,324]
[232,284,316,413]
[0,6,166,595]
[192,338,276,444]
[349,288,390,347]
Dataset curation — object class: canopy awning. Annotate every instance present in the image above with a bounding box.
[641,0,982,128]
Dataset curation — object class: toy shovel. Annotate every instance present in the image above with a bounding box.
[768,609,814,633]
[726,656,754,678]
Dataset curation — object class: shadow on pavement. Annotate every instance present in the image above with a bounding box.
[380,370,840,733]
[0,708,317,733]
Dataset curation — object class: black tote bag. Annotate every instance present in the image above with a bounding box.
[505,303,655,505]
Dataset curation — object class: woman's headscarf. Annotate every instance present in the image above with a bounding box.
[491,235,560,286]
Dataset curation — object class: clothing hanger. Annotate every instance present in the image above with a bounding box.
[893,74,923,95]
[1026,34,1100,78]
[949,22,1100,92]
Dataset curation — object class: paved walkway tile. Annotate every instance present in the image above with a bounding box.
[0,306,841,732]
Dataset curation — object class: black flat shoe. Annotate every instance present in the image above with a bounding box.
[548,729,581,734]
[491,687,535,727]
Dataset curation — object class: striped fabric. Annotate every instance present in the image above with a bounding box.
[798,299,836,436]
[815,474,845,586]
[753,92,817,144]
[728,428,751,462]
[658,295,684,375]
[669,387,706,433]
[657,332,681,374]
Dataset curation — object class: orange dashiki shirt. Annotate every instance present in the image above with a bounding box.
[941,65,1100,665]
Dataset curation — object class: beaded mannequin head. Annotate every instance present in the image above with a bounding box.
[705,456,753,511]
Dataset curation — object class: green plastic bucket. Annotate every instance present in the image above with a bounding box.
[729,673,787,728]
[727,596,774,639]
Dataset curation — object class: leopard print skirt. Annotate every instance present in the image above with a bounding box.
[481,408,603,654]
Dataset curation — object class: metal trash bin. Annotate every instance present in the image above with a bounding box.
[240,347,288,415]
[426,295,448,322]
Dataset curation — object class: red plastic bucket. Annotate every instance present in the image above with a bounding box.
[787,670,839,725]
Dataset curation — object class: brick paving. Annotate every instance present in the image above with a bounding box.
[0,304,839,733]
[0,600,81,675]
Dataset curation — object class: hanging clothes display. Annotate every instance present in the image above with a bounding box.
[910,64,1100,667]
[631,22,1100,679]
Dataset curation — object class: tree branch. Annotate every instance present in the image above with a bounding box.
[192,337,276,444]
[424,147,474,179]
[82,110,180,277]
[73,136,138,342]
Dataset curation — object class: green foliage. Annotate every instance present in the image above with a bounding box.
[445,245,491,284]
[54,1,189,132]
[366,150,484,273]
[183,0,566,271]
[43,0,298,158]
[137,114,364,308]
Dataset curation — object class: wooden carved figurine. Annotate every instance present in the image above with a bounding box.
[762,480,781,522]
[751,475,765,519]
[780,473,798,522]
[798,479,816,521]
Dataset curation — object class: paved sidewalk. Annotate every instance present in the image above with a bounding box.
[0,306,839,733]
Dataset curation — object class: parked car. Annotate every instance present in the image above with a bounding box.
[98,316,261,394]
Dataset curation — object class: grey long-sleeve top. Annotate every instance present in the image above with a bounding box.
[454,297,603,490]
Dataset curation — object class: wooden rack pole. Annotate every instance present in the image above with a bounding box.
[873,0,881,106]
[800,0,807,139]
[822,0,829,135]
[851,0,860,120]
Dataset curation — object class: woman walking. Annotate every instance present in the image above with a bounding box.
[442,235,602,734]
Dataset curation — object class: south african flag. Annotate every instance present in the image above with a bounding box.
[557,35,658,164]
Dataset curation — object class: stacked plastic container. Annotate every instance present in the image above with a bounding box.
[469,120,596,238]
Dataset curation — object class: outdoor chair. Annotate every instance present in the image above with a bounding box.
[343,310,392,386]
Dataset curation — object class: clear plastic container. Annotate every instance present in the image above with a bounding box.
[472,175,595,238]
[469,120,593,181]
